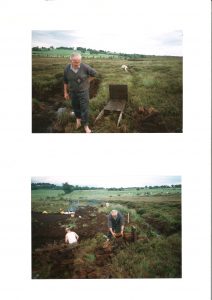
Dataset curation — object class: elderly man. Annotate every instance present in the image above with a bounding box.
[107,209,125,240]
[64,53,97,133]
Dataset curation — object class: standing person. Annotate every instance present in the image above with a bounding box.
[64,53,97,133]
[65,227,79,246]
[107,209,125,240]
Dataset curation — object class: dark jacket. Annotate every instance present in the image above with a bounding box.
[108,212,124,230]
[64,63,96,93]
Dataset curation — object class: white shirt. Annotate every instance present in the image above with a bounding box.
[65,231,79,244]
[70,64,80,73]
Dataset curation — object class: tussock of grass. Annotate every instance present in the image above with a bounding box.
[110,233,181,278]
[74,238,97,266]
[32,56,182,132]
[32,187,181,278]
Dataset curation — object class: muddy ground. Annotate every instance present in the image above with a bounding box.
[32,206,143,279]
[32,206,108,250]
[32,203,181,279]
[32,100,169,134]
[32,79,101,133]
[32,77,173,133]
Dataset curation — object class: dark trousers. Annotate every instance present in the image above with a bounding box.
[71,90,89,126]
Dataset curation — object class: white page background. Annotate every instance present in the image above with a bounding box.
[0,0,211,299]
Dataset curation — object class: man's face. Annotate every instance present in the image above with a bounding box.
[71,56,81,69]
[111,212,118,219]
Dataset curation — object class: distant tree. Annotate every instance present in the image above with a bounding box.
[76,47,86,52]
[56,46,73,50]
[174,184,181,188]
[32,46,41,51]
[62,182,74,194]
[31,182,60,190]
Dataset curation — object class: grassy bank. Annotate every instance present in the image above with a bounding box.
[32,187,181,278]
[32,55,182,133]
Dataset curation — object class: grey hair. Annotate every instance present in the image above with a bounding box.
[70,52,82,60]
[111,210,118,214]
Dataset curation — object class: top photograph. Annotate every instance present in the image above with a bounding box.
[32,30,182,133]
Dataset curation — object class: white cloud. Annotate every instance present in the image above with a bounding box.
[31,176,181,188]
[32,29,182,56]
[31,0,184,56]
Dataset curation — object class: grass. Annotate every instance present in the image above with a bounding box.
[56,109,70,126]
[66,220,76,228]
[74,238,97,266]
[32,49,120,59]
[84,253,96,262]
[98,204,140,223]
[32,187,181,278]
[31,189,65,200]
[110,233,181,278]
[32,55,182,132]
[31,187,181,213]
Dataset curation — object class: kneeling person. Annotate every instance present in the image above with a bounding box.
[65,227,79,246]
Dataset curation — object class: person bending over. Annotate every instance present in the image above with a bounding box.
[107,209,124,240]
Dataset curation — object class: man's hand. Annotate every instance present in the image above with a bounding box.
[109,228,116,238]
[88,76,95,83]
[64,92,70,100]
[64,83,70,100]
[112,231,116,238]
[120,231,124,237]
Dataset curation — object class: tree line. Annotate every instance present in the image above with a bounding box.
[31,182,104,193]
[32,46,146,59]
[31,182,181,193]
[108,185,181,191]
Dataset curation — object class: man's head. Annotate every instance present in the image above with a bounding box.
[111,210,118,219]
[70,53,81,69]
[65,227,72,233]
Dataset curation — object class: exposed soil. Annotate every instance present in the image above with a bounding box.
[32,95,63,133]
[32,206,107,249]
[32,78,101,133]
[32,206,141,279]
[93,106,169,133]
[132,106,168,133]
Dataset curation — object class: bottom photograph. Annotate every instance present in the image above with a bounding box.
[31,176,181,279]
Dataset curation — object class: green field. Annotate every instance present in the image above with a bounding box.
[31,187,181,212]
[32,49,119,59]
[32,53,182,133]
[32,187,181,278]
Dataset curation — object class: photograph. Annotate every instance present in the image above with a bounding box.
[31,176,181,279]
[32,29,182,133]
[0,0,211,299]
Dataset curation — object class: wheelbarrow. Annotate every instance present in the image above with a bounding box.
[95,84,128,127]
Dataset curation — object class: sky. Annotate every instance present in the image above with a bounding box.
[32,29,183,56]
[31,176,181,188]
